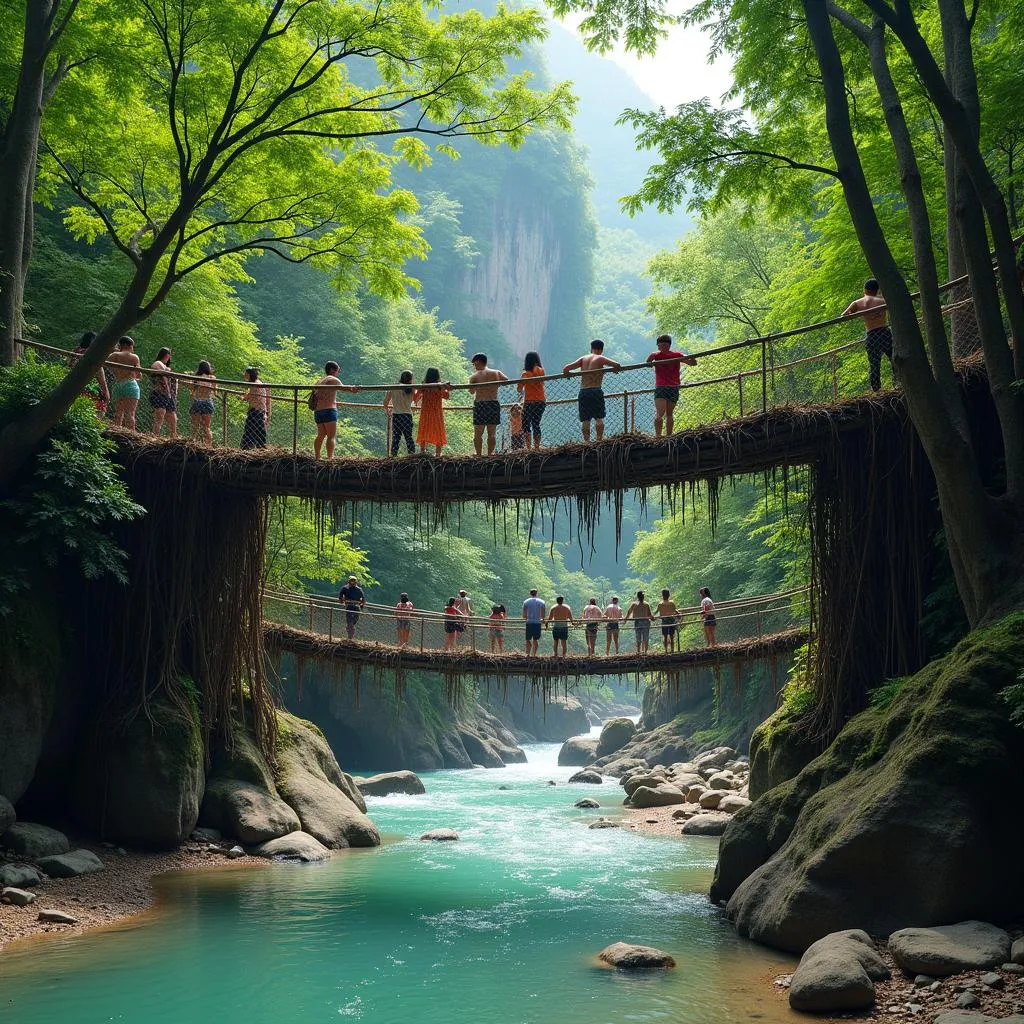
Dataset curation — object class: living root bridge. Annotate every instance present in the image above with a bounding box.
[112,393,900,511]
[262,623,811,689]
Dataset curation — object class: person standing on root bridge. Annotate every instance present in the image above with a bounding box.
[71,332,110,416]
[414,367,450,455]
[522,588,546,657]
[489,604,507,653]
[310,361,359,460]
[443,597,465,651]
[454,590,472,647]
[509,402,526,450]
[843,279,893,392]
[604,595,623,654]
[562,340,621,441]
[395,593,415,648]
[240,367,270,449]
[699,588,717,648]
[108,337,142,430]
[384,371,417,456]
[646,335,697,437]
[338,575,366,639]
[582,597,602,656]
[468,353,508,455]
[547,596,574,658]
[657,589,680,653]
[626,590,652,655]
[517,350,546,449]
[148,348,178,438]
[188,361,217,445]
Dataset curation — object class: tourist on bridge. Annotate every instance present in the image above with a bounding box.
[546,596,574,658]
[240,367,270,449]
[625,590,653,655]
[108,336,142,430]
[395,593,415,647]
[582,597,602,656]
[657,589,680,653]
[509,402,526,450]
[604,595,623,654]
[71,332,110,415]
[414,367,450,455]
[310,361,359,460]
[188,361,217,445]
[383,371,417,456]
[700,588,717,648]
[843,279,893,392]
[646,335,697,437]
[338,575,366,639]
[489,604,507,653]
[148,348,178,439]
[468,353,508,456]
[454,590,472,645]
[522,588,546,657]
[562,339,621,442]
[517,351,546,449]
[443,597,466,651]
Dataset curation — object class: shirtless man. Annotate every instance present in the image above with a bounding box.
[562,339,621,441]
[468,353,508,455]
[309,360,358,460]
[843,279,893,392]
[656,589,680,653]
[604,595,623,654]
[149,348,178,438]
[108,336,142,429]
[546,595,574,658]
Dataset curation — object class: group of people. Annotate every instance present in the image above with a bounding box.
[336,580,720,655]
[72,333,272,448]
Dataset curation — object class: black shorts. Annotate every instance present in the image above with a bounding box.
[345,609,360,625]
[552,625,569,641]
[654,385,679,404]
[149,390,176,412]
[473,400,501,426]
[578,387,606,422]
[634,622,650,638]
[522,401,545,435]
[525,622,542,641]
[661,617,677,637]
[704,615,717,627]
[585,622,599,636]
[445,621,459,634]
[605,621,619,632]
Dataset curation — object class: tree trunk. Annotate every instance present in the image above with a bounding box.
[802,0,1024,626]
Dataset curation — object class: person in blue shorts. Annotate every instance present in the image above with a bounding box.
[522,588,546,657]
[309,361,359,460]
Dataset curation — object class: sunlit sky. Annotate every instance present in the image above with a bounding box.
[556,12,735,108]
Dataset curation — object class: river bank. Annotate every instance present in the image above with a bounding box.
[0,837,265,951]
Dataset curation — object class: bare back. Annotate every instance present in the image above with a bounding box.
[469,368,507,401]
[549,603,573,622]
[314,374,342,409]
[108,350,140,381]
[844,294,887,330]
[577,353,611,389]
[191,375,216,400]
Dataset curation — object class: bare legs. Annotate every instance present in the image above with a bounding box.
[114,397,138,430]
[473,424,497,456]
[315,421,337,460]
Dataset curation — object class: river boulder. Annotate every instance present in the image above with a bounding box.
[888,922,1011,976]
[1,822,69,859]
[420,828,459,841]
[36,849,105,878]
[789,930,889,1012]
[712,618,1024,952]
[597,942,676,970]
[596,718,637,758]
[557,736,599,766]
[253,831,331,863]
[630,784,685,808]
[568,769,603,785]
[681,813,731,836]
[574,798,601,809]
[354,771,426,797]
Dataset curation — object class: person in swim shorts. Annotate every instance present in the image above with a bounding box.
[310,361,359,460]
[604,596,623,654]
[149,347,178,438]
[489,604,507,653]
[188,361,217,445]
[700,587,718,648]
[562,339,621,441]
[522,588,546,657]
[626,590,652,655]
[546,595,574,658]
[395,593,415,647]
[468,353,508,456]
[581,597,602,656]
[646,335,697,436]
[656,588,680,653]
[843,279,893,392]
[443,597,465,651]
[108,337,142,429]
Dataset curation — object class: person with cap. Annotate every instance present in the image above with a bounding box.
[338,575,366,639]
[522,588,546,657]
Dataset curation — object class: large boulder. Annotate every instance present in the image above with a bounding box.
[681,813,731,836]
[457,730,505,769]
[253,831,331,862]
[622,772,668,797]
[71,694,204,849]
[354,771,426,797]
[557,736,599,767]
[1,822,69,859]
[36,849,105,878]
[597,942,676,970]
[748,711,819,801]
[630,784,685,808]
[0,864,42,888]
[888,922,1011,977]
[568,770,602,785]
[711,618,1024,952]
[596,718,637,758]
[789,930,889,1013]
[275,712,380,848]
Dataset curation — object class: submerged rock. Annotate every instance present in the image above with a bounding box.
[574,798,600,809]
[1,822,70,860]
[888,921,1011,976]
[588,818,618,829]
[420,828,459,841]
[568,770,602,785]
[37,849,105,878]
[789,929,889,1012]
[354,771,426,798]
[597,942,676,970]
[253,831,330,863]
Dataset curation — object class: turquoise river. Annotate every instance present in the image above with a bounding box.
[0,742,800,1023]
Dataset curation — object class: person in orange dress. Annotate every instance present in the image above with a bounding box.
[414,366,451,455]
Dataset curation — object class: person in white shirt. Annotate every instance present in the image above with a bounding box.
[522,588,546,656]
[383,371,417,456]
[604,596,623,654]
[581,597,603,656]
[699,587,717,648]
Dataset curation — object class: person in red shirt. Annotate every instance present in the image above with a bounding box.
[646,334,697,436]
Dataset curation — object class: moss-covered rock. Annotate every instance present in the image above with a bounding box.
[711,616,1024,952]
[747,706,819,801]
[71,693,204,849]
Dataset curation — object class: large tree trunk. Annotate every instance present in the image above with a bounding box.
[802,0,1024,626]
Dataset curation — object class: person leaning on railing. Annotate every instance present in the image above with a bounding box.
[646,335,697,437]
[383,371,417,457]
[562,340,621,442]
[240,368,270,449]
[108,337,142,430]
[517,350,546,449]
[310,361,359,461]
[188,361,217,446]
